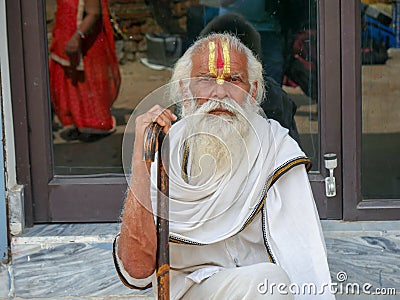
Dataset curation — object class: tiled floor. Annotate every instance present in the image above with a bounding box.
[1,221,399,299]
[0,264,9,299]
[3,224,152,300]
[324,221,400,300]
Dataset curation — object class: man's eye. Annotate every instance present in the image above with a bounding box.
[230,76,242,83]
[199,77,214,82]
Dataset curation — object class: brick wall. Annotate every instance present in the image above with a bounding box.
[109,0,199,62]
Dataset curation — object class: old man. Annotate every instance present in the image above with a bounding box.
[113,33,334,299]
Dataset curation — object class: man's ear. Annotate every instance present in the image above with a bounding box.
[251,81,258,102]
[179,79,192,109]
[179,79,191,100]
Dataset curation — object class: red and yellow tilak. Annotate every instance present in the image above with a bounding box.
[208,40,230,85]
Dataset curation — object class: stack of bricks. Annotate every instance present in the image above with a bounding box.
[109,0,199,63]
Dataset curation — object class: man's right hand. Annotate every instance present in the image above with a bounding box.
[135,105,177,137]
[133,105,177,160]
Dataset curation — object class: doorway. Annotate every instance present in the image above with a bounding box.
[8,0,343,223]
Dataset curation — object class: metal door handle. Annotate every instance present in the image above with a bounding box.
[324,153,337,197]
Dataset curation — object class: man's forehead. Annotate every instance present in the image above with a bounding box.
[191,39,248,78]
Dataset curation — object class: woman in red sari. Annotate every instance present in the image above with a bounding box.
[50,0,121,141]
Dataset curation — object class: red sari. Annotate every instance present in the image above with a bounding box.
[50,0,121,133]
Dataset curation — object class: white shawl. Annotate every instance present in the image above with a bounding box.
[150,113,334,299]
[151,112,309,243]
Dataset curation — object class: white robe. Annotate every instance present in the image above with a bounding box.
[148,113,335,299]
[114,113,335,299]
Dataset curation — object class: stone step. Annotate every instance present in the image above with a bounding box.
[1,223,154,300]
[1,221,399,299]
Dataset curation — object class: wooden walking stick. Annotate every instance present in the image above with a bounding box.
[143,122,170,300]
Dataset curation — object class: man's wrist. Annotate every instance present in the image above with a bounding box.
[132,137,145,160]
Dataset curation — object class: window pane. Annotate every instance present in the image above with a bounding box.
[47,0,171,175]
[283,0,319,171]
[46,0,319,175]
[361,0,400,198]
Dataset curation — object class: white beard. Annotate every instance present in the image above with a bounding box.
[181,97,258,185]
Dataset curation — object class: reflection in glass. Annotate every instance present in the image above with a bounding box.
[280,1,319,170]
[47,0,171,175]
[361,0,400,198]
[48,0,121,174]
[46,0,319,175]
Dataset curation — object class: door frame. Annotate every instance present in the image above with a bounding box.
[7,0,34,226]
[310,0,343,219]
[1,71,10,263]
[8,0,343,223]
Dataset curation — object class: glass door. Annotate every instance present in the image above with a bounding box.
[342,0,400,220]
[9,0,342,222]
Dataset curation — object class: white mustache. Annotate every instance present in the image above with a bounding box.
[192,98,244,117]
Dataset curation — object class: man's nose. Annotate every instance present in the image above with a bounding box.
[211,80,229,99]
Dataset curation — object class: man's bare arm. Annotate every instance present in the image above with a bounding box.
[118,105,177,279]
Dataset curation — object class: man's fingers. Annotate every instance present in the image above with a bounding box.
[135,106,177,137]
[148,105,177,121]
[146,107,176,127]
[152,111,173,126]
[161,107,177,121]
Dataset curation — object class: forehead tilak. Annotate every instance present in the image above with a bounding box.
[208,40,230,85]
